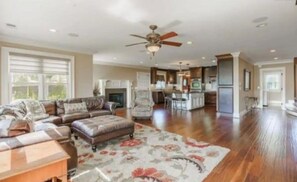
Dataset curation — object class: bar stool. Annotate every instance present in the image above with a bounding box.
[162,91,172,109]
[172,92,187,110]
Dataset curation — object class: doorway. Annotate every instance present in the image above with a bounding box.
[259,67,285,109]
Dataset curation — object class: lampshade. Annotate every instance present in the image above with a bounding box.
[146,43,161,53]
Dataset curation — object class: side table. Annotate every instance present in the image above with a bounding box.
[0,140,69,182]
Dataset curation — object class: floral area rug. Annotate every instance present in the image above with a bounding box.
[71,123,230,182]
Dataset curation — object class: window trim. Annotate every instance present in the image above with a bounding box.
[1,47,75,104]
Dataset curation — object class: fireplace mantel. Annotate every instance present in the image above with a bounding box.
[98,80,132,108]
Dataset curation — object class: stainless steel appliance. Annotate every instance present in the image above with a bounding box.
[191,78,202,90]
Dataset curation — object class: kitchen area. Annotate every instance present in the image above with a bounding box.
[150,65,217,110]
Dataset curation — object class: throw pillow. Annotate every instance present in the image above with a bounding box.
[24,100,49,121]
[64,102,88,114]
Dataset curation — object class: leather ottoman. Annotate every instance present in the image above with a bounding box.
[71,115,134,152]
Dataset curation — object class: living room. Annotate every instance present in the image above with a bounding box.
[1,0,297,182]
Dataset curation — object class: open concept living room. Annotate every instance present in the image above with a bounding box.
[1,1,297,182]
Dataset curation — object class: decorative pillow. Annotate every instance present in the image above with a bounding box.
[24,100,49,121]
[56,98,82,115]
[64,102,88,114]
[0,118,33,138]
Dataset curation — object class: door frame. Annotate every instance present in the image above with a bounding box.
[259,67,286,110]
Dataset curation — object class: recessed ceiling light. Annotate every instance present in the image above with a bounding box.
[212,60,216,63]
[270,49,276,53]
[49,29,57,32]
[274,57,279,60]
[187,41,192,45]
[6,23,16,28]
[68,33,79,37]
[252,17,268,23]
[202,57,206,60]
[256,23,267,28]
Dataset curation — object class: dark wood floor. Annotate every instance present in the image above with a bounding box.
[116,105,297,182]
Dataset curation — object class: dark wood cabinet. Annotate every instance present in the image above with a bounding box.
[216,54,234,114]
[151,67,177,84]
[150,67,157,84]
[218,57,233,86]
[203,66,217,84]
[205,92,217,106]
[152,91,164,104]
[190,67,203,78]
[167,70,177,84]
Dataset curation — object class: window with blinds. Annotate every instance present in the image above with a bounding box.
[9,52,72,101]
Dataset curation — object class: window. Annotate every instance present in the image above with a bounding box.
[264,72,282,91]
[1,48,74,104]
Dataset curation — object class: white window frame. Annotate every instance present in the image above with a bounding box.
[1,47,75,104]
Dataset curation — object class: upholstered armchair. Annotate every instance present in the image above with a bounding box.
[131,90,154,120]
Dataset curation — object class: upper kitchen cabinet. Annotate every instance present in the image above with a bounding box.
[203,66,217,84]
[150,67,158,84]
[217,55,233,86]
[167,70,177,84]
[190,67,203,78]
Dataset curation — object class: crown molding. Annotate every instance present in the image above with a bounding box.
[254,59,293,66]
[93,60,150,70]
[0,35,94,55]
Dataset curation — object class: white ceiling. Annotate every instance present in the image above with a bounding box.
[0,0,296,69]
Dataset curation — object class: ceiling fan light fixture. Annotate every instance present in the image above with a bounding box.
[146,43,161,53]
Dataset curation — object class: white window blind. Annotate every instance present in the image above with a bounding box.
[9,53,70,75]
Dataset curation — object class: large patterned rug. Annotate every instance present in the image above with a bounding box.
[71,123,230,182]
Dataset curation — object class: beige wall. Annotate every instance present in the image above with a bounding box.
[93,64,149,86]
[239,57,254,113]
[0,41,93,104]
[253,62,294,103]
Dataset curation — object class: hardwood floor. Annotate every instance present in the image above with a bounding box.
[116,105,297,182]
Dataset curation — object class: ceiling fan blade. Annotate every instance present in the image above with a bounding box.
[130,34,147,40]
[160,32,178,40]
[161,41,182,47]
[125,42,147,47]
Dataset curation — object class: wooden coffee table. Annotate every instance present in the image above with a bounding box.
[0,140,70,182]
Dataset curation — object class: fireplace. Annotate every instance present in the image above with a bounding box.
[109,93,124,108]
[105,88,127,108]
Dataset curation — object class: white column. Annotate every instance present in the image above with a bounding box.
[231,52,240,118]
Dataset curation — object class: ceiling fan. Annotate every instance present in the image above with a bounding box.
[126,25,182,55]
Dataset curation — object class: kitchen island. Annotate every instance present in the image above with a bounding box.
[172,92,204,110]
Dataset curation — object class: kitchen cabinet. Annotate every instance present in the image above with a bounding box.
[167,70,177,84]
[152,91,164,104]
[205,92,217,106]
[150,67,158,84]
[216,54,234,114]
[203,66,217,84]
[190,67,203,78]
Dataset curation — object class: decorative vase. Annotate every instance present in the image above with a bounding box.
[93,82,100,96]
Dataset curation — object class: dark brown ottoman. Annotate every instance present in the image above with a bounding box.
[71,115,134,152]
